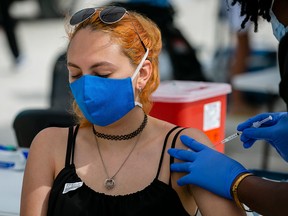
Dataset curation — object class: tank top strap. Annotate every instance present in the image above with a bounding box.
[65,125,80,167]
[169,127,187,186]
[155,126,180,179]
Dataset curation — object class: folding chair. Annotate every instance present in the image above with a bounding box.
[13,109,77,148]
[50,52,73,111]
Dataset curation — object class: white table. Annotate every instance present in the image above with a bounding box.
[232,67,280,94]
[0,169,23,216]
[232,67,281,169]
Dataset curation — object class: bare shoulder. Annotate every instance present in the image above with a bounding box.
[31,126,69,152]
[148,116,212,145]
[29,126,71,174]
[21,126,73,215]
[175,127,214,149]
[148,115,176,131]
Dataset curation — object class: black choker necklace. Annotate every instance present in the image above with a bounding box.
[92,114,148,141]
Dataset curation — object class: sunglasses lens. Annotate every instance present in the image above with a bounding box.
[100,6,126,24]
[70,8,96,25]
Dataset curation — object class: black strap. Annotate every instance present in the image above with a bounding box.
[65,126,74,167]
[155,126,180,179]
[169,127,187,186]
[65,125,80,167]
[70,125,80,164]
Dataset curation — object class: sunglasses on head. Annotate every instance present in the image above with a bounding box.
[70,6,147,52]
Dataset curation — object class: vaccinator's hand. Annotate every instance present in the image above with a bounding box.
[238,112,288,162]
[168,135,248,199]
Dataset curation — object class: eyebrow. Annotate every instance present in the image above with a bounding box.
[67,61,117,70]
[67,62,79,68]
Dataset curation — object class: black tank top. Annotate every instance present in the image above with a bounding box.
[47,125,196,216]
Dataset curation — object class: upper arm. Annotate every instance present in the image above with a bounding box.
[171,128,245,215]
[180,127,213,148]
[20,127,66,216]
[190,185,245,215]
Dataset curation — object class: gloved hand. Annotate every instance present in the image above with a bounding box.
[237,112,288,162]
[168,135,248,200]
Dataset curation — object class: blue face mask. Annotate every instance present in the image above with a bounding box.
[270,9,288,41]
[70,49,149,126]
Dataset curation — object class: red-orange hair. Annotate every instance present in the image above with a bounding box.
[66,8,162,127]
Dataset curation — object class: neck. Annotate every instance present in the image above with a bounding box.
[93,107,145,137]
[273,0,288,26]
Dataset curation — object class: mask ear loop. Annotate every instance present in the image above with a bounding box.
[131,49,149,108]
[131,49,149,81]
[270,0,276,16]
[135,101,143,108]
[271,0,275,10]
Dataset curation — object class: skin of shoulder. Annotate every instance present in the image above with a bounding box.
[170,127,246,215]
[20,126,69,216]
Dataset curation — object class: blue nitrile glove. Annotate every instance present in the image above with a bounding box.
[237,112,288,162]
[168,135,248,200]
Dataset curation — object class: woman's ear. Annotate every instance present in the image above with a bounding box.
[136,59,152,90]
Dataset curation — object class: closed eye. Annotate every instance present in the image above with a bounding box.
[96,74,110,78]
[71,73,82,79]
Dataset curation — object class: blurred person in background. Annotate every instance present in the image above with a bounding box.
[0,0,22,66]
[224,1,252,114]
[220,0,276,115]
[231,0,288,110]
[108,0,206,82]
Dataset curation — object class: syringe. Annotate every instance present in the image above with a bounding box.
[251,115,273,128]
[220,132,242,144]
[217,115,273,145]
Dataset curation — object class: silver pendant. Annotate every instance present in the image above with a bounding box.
[104,178,115,190]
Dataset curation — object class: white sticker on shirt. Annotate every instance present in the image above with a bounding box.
[62,182,83,194]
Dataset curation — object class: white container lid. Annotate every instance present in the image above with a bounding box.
[151,80,231,103]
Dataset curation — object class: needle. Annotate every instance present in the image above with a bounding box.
[216,115,273,146]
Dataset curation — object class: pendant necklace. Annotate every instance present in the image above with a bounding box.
[93,114,147,190]
[95,131,142,190]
